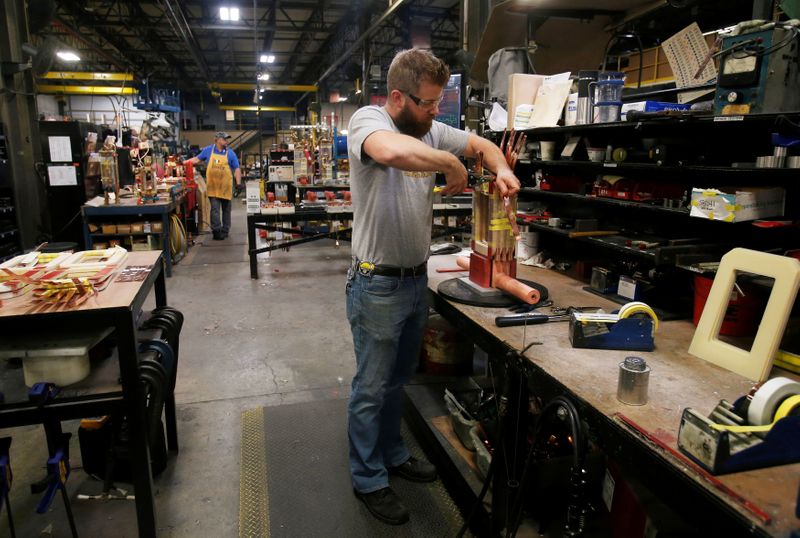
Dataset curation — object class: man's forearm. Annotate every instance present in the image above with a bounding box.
[234,168,242,185]
[469,135,512,175]
[365,131,458,173]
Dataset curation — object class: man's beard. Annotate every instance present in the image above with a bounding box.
[394,105,433,138]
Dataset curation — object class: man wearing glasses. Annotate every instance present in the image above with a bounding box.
[346,48,520,524]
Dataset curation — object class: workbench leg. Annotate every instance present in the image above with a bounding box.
[492,355,528,534]
[164,393,179,453]
[115,311,157,537]
[82,210,92,250]
[248,215,258,279]
[163,212,172,277]
[154,260,167,308]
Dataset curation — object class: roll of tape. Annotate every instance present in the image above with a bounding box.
[618,301,660,332]
[712,394,800,433]
[747,377,800,426]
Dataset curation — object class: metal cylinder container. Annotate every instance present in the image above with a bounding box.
[617,356,651,405]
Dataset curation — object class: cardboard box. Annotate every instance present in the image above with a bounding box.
[116,223,131,234]
[268,165,294,182]
[101,223,116,234]
[620,101,691,120]
[507,74,546,129]
[130,222,144,234]
[690,187,785,222]
[246,181,261,214]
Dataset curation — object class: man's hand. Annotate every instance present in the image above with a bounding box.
[494,168,521,198]
[441,155,468,195]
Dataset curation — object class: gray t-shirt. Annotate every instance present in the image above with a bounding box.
[348,106,469,267]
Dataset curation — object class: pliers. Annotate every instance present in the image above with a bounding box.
[507,299,553,314]
[495,305,600,328]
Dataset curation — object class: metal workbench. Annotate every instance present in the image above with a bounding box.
[0,251,174,537]
[414,254,799,536]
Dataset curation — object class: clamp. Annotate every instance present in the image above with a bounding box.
[30,432,78,537]
[27,382,59,406]
[1,437,15,538]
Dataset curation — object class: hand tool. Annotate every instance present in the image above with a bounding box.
[508,299,553,314]
[1,437,15,538]
[31,432,79,537]
[496,306,597,327]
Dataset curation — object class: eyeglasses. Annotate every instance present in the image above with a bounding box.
[403,91,444,110]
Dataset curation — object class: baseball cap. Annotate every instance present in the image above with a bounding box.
[215,131,231,140]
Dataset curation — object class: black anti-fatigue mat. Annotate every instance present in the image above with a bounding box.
[191,243,247,265]
[239,398,465,537]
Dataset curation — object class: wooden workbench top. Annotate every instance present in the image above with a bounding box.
[427,253,799,536]
[0,251,161,319]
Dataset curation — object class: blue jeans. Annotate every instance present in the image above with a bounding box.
[210,197,231,234]
[346,266,429,493]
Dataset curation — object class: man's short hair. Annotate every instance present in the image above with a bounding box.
[386,49,450,94]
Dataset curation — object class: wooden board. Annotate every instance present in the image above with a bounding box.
[0,251,161,318]
[427,254,800,537]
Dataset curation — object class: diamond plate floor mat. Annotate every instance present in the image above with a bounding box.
[239,398,465,537]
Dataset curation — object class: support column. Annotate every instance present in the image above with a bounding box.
[0,0,47,249]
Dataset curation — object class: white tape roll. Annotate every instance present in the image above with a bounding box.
[748,377,800,425]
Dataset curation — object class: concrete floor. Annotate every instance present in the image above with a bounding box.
[1,200,359,537]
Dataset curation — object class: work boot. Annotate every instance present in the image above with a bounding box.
[388,456,437,482]
[354,487,409,525]
[212,231,223,240]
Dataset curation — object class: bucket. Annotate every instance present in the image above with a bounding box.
[420,314,473,375]
[693,275,766,336]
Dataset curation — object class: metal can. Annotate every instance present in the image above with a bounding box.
[617,356,650,405]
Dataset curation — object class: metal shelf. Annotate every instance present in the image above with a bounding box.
[528,159,799,179]
[521,187,690,215]
[493,112,800,139]
[91,232,163,237]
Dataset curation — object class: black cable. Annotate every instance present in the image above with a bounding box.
[505,396,585,538]
[454,363,515,538]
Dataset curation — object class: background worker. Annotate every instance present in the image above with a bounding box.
[346,48,520,525]
[186,131,242,240]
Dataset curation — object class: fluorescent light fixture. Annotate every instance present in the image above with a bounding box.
[258,73,270,81]
[220,6,239,21]
[260,54,276,63]
[57,51,81,62]
[338,96,348,102]
[259,88,266,93]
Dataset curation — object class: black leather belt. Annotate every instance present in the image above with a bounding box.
[358,260,427,278]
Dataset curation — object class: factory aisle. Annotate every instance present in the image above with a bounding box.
[1,201,360,537]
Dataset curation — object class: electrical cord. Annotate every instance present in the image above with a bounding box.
[505,395,587,538]
[169,213,186,257]
[454,354,522,538]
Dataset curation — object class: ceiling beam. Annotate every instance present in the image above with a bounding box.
[158,0,210,81]
[210,83,317,92]
[37,84,137,95]
[278,0,330,84]
[40,71,135,81]
[219,105,296,112]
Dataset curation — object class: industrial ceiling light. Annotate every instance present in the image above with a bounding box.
[56,51,80,62]
[220,6,240,21]
[258,73,270,81]
[260,54,275,63]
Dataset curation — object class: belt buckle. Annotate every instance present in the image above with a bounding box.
[358,261,375,276]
